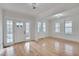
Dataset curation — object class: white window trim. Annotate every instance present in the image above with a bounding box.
[55,23,60,33]
[64,21,72,34]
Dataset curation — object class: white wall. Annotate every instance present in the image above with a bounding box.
[2,6,79,46]
[35,19,49,40]
[2,9,51,46]
[3,10,36,46]
[0,9,3,49]
[49,13,79,42]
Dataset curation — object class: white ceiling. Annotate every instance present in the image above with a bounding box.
[0,3,79,19]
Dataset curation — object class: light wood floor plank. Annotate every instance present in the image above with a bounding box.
[0,37,79,56]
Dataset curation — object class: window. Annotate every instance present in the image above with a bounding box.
[55,23,60,32]
[37,22,46,32]
[26,22,30,39]
[7,20,13,43]
[37,22,41,32]
[43,22,46,32]
[26,23,30,33]
[65,21,72,34]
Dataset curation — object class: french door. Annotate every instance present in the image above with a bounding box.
[15,22,30,43]
[3,20,31,47]
[3,20,14,47]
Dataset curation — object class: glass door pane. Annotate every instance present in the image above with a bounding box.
[43,22,46,32]
[26,22,30,40]
[7,20,13,43]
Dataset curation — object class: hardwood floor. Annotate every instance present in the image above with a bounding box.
[0,37,79,56]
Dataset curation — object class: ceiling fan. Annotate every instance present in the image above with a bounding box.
[32,3,37,9]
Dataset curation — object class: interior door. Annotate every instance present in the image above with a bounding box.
[14,21,31,43]
[14,21,25,43]
[3,20,31,47]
